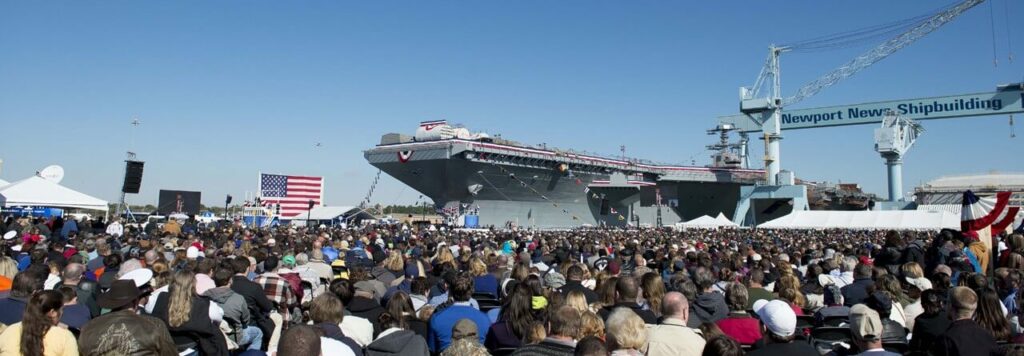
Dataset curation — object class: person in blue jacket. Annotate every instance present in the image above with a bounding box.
[427,272,491,353]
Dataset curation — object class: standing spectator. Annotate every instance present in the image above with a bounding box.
[104,218,123,238]
[0,290,78,356]
[931,286,996,356]
[643,292,705,356]
[427,272,491,353]
[747,300,818,356]
[605,307,647,356]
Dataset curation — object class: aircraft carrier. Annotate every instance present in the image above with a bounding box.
[364,121,769,228]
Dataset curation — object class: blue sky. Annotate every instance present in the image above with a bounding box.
[1,1,1021,207]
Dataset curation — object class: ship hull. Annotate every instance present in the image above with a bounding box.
[366,140,761,228]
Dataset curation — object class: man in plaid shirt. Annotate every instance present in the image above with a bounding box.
[254,256,299,327]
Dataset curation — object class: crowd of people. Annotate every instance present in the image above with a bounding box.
[0,213,1022,356]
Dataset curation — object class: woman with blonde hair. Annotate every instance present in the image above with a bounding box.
[469,257,498,297]
[579,311,605,341]
[0,290,77,356]
[564,290,590,314]
[605,308,647,356]
[151,270,227,355]
[640,273,666,317]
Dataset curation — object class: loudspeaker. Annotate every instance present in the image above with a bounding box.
[122,160,145,194]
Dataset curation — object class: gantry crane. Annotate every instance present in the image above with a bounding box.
[731,0,990,225]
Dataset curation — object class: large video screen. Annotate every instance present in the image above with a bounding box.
[157,190,202,215]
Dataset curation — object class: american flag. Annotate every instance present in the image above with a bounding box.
[260,173,324,218]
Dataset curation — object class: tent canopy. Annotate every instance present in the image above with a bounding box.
[676,213,739,229]
[0,175,109,212]
[0,178,8,188]
[758,210,959,230]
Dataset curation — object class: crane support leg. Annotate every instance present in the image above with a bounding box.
[885,157,903,202]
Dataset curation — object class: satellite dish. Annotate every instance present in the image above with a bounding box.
[38,165,65,183]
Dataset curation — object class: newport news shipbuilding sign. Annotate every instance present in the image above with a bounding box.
[719,86,1024,132]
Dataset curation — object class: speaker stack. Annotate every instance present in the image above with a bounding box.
[122,160,145,194]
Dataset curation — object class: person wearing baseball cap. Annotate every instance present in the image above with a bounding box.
[849,304,900,355]
[748,299,818,356]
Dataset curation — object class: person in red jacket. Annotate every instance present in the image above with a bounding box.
[716,282,762,346]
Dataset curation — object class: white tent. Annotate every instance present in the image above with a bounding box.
[715,212,739,227]
[0,178,8,188]
[676,214,738,229]
[0,175,109,211]
[758,210,959,230]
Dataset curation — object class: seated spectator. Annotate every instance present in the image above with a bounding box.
[605,307,647,356]
[932,287,996,356]
[644,291,705,356]
[747,300,818,356]
[575,335,609,356]
[309,294,363,356]
[597,277,657,324]
[0,290,78,356]
[909,289,951,353]
[814,284,850,326]
[79,280,178,355]
[427,272,491,353]
[862,292,907,345]
[470,258,498,297]
[701,336,743,356]
[841,264,874,307]
[561,265,598,305]
[716,283,762,346]
[690,269,728,324]
[512,305,580,356]
[56,286,90,330]
[0,271,43,325]
[365,311,430,356]
[849,304,899,355]
[746,270,773,309]
[440,319,489,356]
[150,270,228,355]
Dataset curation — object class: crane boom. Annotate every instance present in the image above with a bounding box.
[785,0,985,106]
[737,0,987,185]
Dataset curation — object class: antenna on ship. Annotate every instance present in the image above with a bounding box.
[620,145,626,162]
